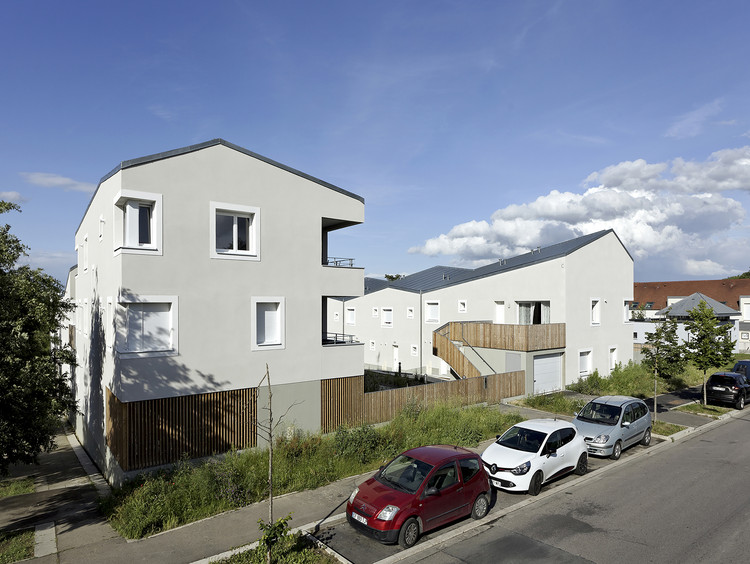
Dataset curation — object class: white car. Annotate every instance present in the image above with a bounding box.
[481,419,588,496]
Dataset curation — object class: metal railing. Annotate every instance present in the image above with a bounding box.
[324,257,355,267]
[323,332,358,345]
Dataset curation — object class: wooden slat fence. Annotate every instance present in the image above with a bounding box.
[321,375,365,433]
[433,329,481,379]
[363,370,525,425]
[446,322,566,351]
[106,387,257,472]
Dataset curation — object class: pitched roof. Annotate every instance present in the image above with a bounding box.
[657,292,740,317]
[634,279,750,311]
[365,229,627,295]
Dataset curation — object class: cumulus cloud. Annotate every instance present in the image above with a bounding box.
[410,147,750,278]
[0,191,25,203]
[20,172,96,193]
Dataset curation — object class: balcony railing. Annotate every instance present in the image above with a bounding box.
[324,257,355,267]
[323,332,359,345]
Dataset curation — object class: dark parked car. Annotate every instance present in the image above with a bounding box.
[732,360,750,377]
[705,372,750,409]
[346,445,491,548]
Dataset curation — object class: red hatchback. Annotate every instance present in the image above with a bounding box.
[346,445,491,548]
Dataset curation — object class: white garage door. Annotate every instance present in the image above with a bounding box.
[533,353,562,394]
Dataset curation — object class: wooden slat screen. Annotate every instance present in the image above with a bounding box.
[363,371,525,425]
[321,375,365,433]
[106,387,257,472]
[447,322,566,352]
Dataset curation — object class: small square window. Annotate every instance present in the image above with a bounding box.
[114,190,162,255]
[252,297,285,351]
[116,295,178,359]
[210,202,260,261]
[369,340,376,351]
[458,300,467,313]
[406,307,414,319]
[411,344,418,357]
[372,307,379,318]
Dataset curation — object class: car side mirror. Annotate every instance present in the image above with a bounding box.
[622,421,631,428]
[424,487,439,497]
[545,446,557,457]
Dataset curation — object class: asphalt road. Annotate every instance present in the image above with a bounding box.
[390,411,750,564]
[314,436,663,564]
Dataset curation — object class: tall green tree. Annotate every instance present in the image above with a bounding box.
[0,201,76,476]
[684,300,735,405]
[642,315,687,381]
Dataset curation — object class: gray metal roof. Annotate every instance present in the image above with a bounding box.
[365,230,626,295]
[657,292,741,318]
[77,139,364,234]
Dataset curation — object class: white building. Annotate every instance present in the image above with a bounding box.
[65,139,364,484]
[329,230,634,395]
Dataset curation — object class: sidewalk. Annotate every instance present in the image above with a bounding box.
[0,388,723,564]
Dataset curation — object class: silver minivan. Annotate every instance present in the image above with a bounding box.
[572,396,652,460]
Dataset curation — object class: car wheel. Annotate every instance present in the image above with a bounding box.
[398,517,420,549]
[610,440,622,461]
[640,427,652,446]
[736,395,745,410]
[574,452,588,476]
[471,493,489,519]
[528,471,543,496]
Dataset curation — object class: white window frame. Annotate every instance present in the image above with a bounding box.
[425,300,440,324]
[579,348,592,376]
[458,300,467,313]
[369,340,376,351]
[116,294,178,359]
[114,190,163,255]
[381,307,393,328]
[372,307,379,318]
[251,296,285,351]
[210,201,260,261]
[609,346,618,371]
[333,311,340,322]
[406,306,415,319]
[411,344,418,357]
[346,307,356,326]
[98,215,105,241]
[591,298,601,326]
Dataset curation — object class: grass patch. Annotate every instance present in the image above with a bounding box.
[676,403,732,418]
[0,528,34,564]
[652,420,684,436]
[520,393,586,416]
[219,533,336,563]
[0,477,34,499]
[102,401,523,539]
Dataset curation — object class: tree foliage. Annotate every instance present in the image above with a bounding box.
[0,202,76,476]
[727,268,750,280]
[642,315,687,381]
[684,300,735,404]
[384,273,403,281]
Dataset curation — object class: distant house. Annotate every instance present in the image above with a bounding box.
[63,139,365,485]
[632,280,750,353]
[329,230,635,394]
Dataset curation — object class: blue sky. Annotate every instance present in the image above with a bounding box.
[3,0,750,284]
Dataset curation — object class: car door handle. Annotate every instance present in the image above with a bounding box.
[457,487,463,492]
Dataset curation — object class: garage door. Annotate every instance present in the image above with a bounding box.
[533,353,562,394]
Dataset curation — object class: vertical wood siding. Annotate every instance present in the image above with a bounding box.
[321,375,364,433]
[106,387,257,472]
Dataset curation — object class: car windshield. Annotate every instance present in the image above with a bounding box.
[496,426,547,453]
[577,402,621,425]
[378,454,433,495]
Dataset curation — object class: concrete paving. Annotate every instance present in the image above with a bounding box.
[0,388,725,564]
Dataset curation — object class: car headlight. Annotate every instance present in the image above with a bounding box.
[349,487,359,504]
[377,505,400,521]
[511,461,531,475]
[591,434,610,445]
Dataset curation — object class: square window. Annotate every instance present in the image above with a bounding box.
[210,202,260,261]
[114,190,162,255]
[372,307,379,318]
[411,344,418,357]
[369,340,376,351]
[458,300,467,313]
[406,307,414,319]
[116,295,178,358]
[252,297,285,350]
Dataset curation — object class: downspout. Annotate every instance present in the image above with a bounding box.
[419,290,423,377]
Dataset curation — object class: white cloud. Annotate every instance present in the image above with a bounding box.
[0,191,25,203]
[410,147,750,278]
[20,172,96,193]
[665,98,724,139]
[19,250,77,283]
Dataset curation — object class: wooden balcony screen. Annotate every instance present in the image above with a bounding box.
[321,375,365,433]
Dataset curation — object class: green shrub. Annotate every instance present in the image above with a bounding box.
[522,393,586,415]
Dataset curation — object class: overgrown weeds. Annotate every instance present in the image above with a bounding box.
[103,402,522,539]
[522,393,586,416]
[0,528,34,564]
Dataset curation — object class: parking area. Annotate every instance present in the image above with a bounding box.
[312,438,661,563]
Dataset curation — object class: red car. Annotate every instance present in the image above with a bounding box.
[346,445,491,548]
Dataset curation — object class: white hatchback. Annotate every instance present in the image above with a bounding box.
[481,419,588,496]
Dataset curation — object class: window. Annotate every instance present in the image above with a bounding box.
[372,307,379,318]
[210,202,260,261]
[252,297,285,350]
[609,347,617,371]
[518,301,550,325]
[406,307,414,319]
[458,300,467,313]
[623,300,632,323]
[117,295,178,358]
[381,307,393,328]
[333,311,340,322]
[114,190,162,255]
[426,462,458,492]
[369,340,376,351]
[591,299,601,325]
[411,344,418,357]
[459,457,481,483]
[425,301,440,324]
[346,307,355,326]
[579,349,592,376]
[98,215,105,241]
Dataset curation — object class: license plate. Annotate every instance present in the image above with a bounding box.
[352,512,367,525]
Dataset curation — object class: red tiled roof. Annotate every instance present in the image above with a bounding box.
[633,279,750,310]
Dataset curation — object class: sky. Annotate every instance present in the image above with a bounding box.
[2,0,750,284]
